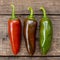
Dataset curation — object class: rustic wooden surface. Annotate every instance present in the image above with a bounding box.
[0,0,60,60]
[0,57,60,60]
[0,0,60,14]
[0,15,60,56]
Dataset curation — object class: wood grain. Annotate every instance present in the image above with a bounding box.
[0,0,60,14]
[0,15,60,56]
[0,57,60,60]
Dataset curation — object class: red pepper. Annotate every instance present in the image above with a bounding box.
[8,4,21,55]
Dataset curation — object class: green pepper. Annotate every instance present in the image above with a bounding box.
[39,7,53,55]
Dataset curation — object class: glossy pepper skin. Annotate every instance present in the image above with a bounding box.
[39,7,53,55]
[8,4,21,55]
[23,7,37,55]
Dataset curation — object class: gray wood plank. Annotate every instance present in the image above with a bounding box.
[0,15,60,56]
[6,57,60,60]
[0,0,60,14]
[1,57,60,60]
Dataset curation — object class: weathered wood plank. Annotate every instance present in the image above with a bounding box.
[0,15,60,56]
[1,57,60,60]
[8,57,60,60]
[0,0,60,14]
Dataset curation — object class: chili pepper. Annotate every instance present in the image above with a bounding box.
[39,7,53,55]
[23,7,37,55]
[8,4,21,55]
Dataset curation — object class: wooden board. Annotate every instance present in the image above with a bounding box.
[0,0,60,14]
[0,0,60,60]
[0,57,60,60]
[0,15,60,56]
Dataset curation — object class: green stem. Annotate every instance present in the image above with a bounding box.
[28,7,34,20]
[11,4,16,19]
[40,7,47,18]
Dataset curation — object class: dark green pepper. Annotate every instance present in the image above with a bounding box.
[23,7,37,55]
[39,7,53,55]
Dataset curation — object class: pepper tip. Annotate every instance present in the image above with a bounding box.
[40,6,44,10]
[11,4,15,8]
[28,7,33,11]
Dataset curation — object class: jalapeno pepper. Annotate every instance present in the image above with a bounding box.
[39,7,53,55]
[23,7,37,55]
[8,4,21,55]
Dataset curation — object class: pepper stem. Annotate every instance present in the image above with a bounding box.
[28,7,34,20]
[11,4,16,19]
[40,7,47,18]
